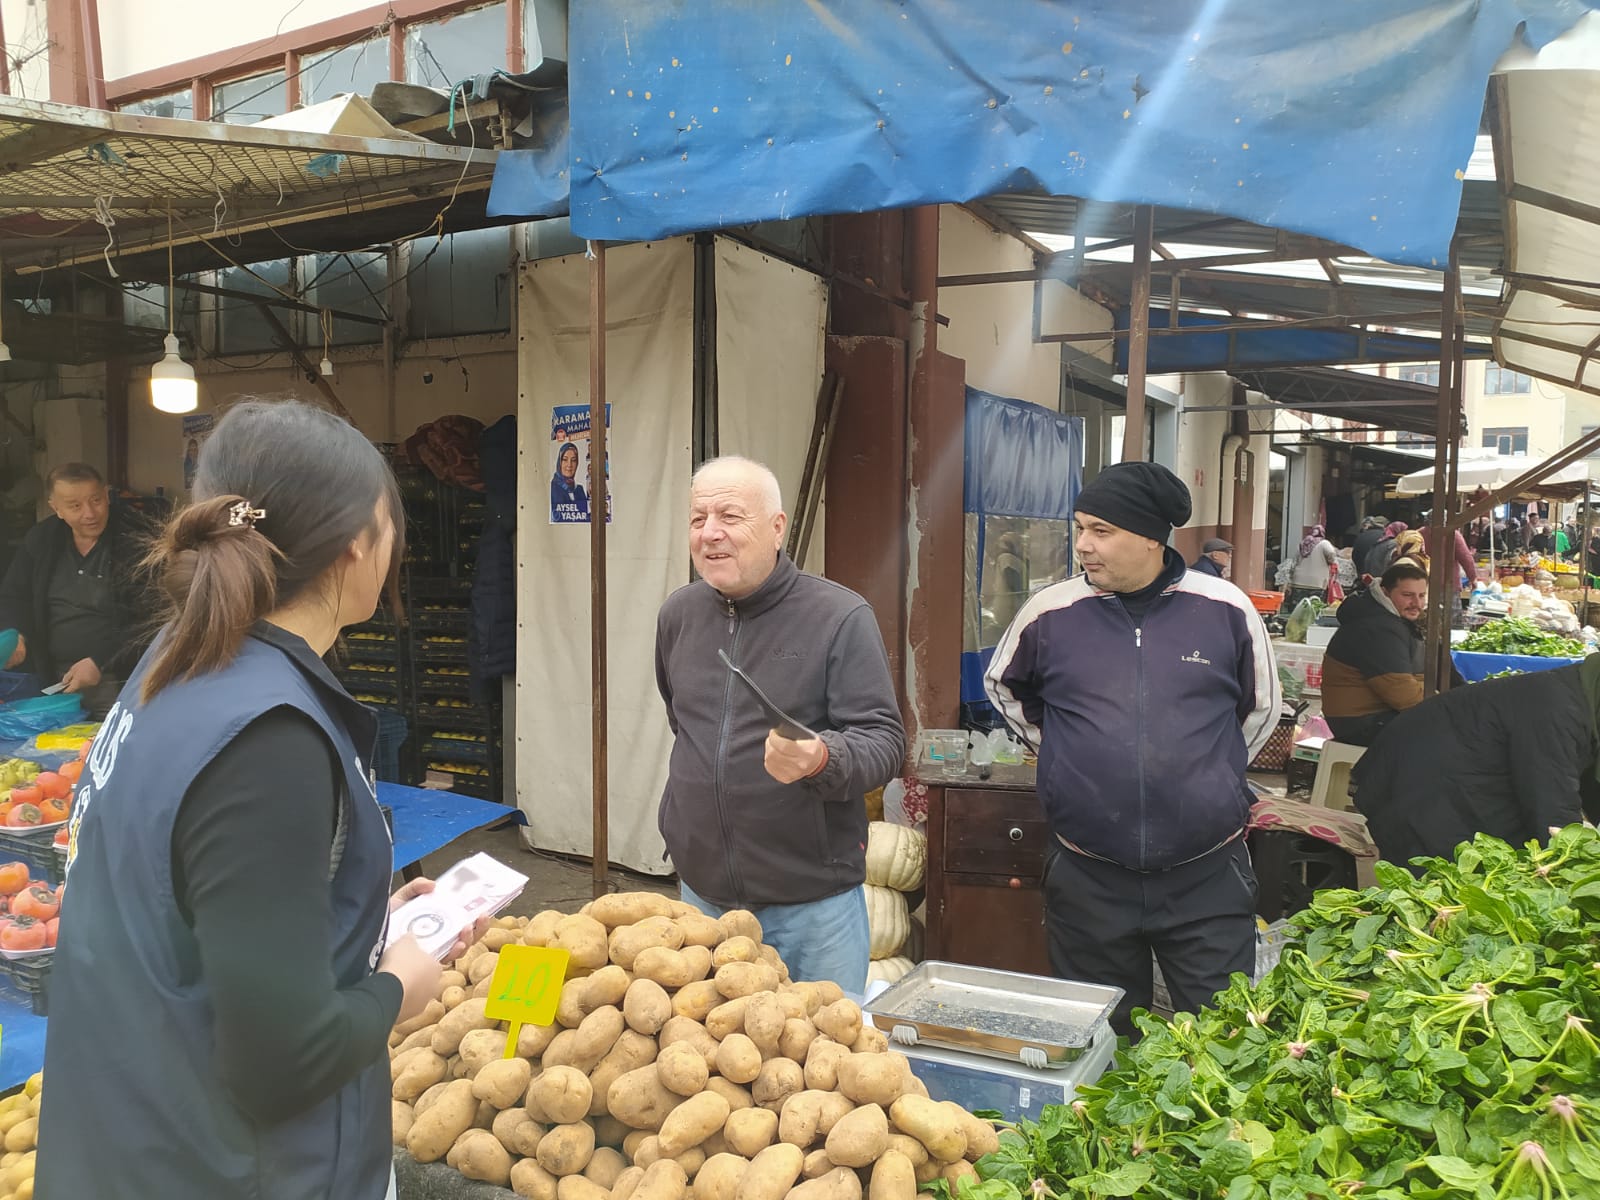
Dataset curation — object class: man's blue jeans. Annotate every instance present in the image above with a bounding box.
[679,881,870,995]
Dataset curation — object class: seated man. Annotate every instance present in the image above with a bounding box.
[1320,561,1431,746]
[0,463,156,713]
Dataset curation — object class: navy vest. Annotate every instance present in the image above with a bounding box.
[37,624,394,1200]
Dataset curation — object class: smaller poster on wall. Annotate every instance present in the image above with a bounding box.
[549,404,613,524]
[181,413,215,493]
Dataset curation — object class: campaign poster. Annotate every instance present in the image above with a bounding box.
[549,404,612,525]
[181,412,215,493]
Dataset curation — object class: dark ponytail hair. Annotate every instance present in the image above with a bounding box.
[141,400,403,701]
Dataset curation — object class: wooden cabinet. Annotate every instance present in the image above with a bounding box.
[925,781,1053,976]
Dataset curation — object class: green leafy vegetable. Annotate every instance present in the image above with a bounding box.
[1458,617,1586,658]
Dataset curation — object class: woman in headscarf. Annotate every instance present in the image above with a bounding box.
[1351,657,1600,870]
[1360,520,1408,581]
[1284,523,1338,609]
[1390,530,1429,574]
[549,441,590,521]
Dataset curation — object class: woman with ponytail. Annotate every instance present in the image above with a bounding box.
[38,401,478,1200]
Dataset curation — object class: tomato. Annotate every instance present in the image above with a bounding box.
[0,916,47,951]
[9,785,41,808]
[44,917,57,948]
[34,772,68,802]
[5,804,41,827]
[0,862,28,896]
[59,760,83,786]
[12,884,58,922]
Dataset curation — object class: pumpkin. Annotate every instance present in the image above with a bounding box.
[864,822,926,892]
[866,885,910,960]
[865,956,914,987]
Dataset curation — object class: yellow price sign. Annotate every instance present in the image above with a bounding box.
[484,944,569,1059]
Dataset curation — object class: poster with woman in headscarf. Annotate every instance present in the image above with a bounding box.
[550,404,612,524]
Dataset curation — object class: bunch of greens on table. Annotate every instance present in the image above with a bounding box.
[1458,617,1587,658]
[940,826,1600,1200]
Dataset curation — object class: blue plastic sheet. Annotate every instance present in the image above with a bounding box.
[380,782,524,872]
[485,90,572,220]
[1452,650,1581,683]
[520,0,1600,264]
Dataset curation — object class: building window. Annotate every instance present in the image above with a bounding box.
[217,259,296,354]
[408,228,512,337]
[1482,427,1529,455]
[406,3,509,88]
[1485,363,1532,394]
[305,252,389,346]
[301,37,394,107]
[213,70,289,124]
[118,89,193,120]
[1582,426,1600,460]
[1396,363,1440,387]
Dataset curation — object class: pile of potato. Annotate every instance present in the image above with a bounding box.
[0,1072,41,1200]
[390,893,998,1200]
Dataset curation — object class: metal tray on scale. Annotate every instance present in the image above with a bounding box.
[863,961,1122,1069]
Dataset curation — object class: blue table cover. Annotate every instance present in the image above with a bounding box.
[1452,650,1582,683]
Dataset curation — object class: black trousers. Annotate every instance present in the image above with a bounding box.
[1042,839,1258,1037]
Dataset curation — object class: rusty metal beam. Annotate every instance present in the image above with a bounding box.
[588,240,610,897]
[78,0,106,108]
[1120,206,1154,462]
[1041,309,1450,343]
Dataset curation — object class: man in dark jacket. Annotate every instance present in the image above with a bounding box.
[1351,659,1600,868]
[0,463,155,710]
[1350,516,1387,580]
[1189,538,1232,579]
[655,456,905,992]
[986,462,1280,1034]
[1321,561,1431,746]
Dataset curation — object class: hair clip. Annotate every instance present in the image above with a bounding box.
[228,500,266,529]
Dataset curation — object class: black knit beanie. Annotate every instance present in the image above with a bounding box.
[1075,462,1192,544]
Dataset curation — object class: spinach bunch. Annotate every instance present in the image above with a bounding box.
[951,826,1600,1200]
[1458,618,1586,659]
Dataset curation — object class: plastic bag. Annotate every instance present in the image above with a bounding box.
[0,694,85,742]
[1284,598,1322,644]
[1324,576,1345,604]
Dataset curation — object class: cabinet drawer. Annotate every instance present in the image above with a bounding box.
[943,789,1050,878]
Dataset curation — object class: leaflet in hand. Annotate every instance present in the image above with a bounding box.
[391,852,528,960]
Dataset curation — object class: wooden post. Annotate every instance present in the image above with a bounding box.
[1120,206,1154,463]
[1424,244,1461,698]
[588,241,610,898]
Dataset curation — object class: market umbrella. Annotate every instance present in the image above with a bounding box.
[1394,448,1591,499]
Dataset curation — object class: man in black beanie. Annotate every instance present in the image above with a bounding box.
[984,461,1280,1035]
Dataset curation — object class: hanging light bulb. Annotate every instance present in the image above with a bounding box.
[150,199,197,414]
[318,308,334,378]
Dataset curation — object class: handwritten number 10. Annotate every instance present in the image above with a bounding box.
[497,961,551,1005]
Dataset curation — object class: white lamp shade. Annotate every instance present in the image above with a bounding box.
[150,333,198,414]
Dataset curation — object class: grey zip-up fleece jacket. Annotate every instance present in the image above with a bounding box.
[655,553,906,908]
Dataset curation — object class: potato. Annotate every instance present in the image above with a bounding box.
[475,1097,499,1130]
[914,1158,943,1187]
[624,1131,652,1162]
[734,1142,803,1200]
[630,1137,705,1178]
[586,1146,628,1188]
[777,1091,827,1148]
[681,944,715,984]
[657,1041,711,1097]
[675,911,725,948]
[941,1161,978,1187]
[468,951,501,985]
[416,1081,452,1116]
[660,1016,720,1069]
[743,993,786,1056]
[703,1129,733,1159]
[408,1079,478,1163]
[442,985,470,1010]
[713,936,762,968]
[440,970,468,992]
[757,944,789,983]
[539,1121,598,1176]
[659,1091,732,1157]
[557,1176,612,1200]
[694,1154,750,1200]
[543,1030,587,1071]
[607,1064,682,1131]
[790,1167,862,1200]
[397,1024,441,1056]
[473,975,497,1000]
[944,1103,1000,1160]
[787,982,843,1016]
[824,1104,889,1169]
[852,1027,889,1055]
[624,978,673,1035]
[800,1149,835,1181]
[752,1059,804,1113]
[483,926,520,952]
[584,964,633,1012]
[714,1034,763,1085]
[716,962,780,1000]
[884,1134,929,1167]
[888,1096,965,1163]
[778,1018,818,1064]
[519,1020,563,1060]
[557,978,591,1029]
[611,916,686,969]
[395,1049,451,1100]
[493,1107,548,1157]
[590,892,677,928]
[395,999,446,1038]
[673,980,725,1023]
[704,1077,755,1113]
[432,998,496,1056]
[589,1031,660,1117]
[723,1107,778,1158]
[393,1101,416,1147]
[869,1149,917,1200]
[815,1094,855,1139]
[634,1158,689,1200]
[594,1115,631,1148]
[459,1028,509,1076]
[903,1073,930,1100]
[570,1005,626,1069]
[812,1001,862,1047]
[525,910,564,947]
[531,1066,596,1125]
[474,1057,533,1109]
[803,1040,851,1092]
[611,1165,646,1200]
[706,997,752,1041]
[554,914,612,970]
[514,1157,561,1200]
[449,1127,514,1187]
[834,1055,907,1108]
[717,910,764,944]
[632,946,698,990]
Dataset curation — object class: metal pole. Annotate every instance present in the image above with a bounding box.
[1424,245,1461,698]
[1120,206,1154,463]
[588,241,610,898]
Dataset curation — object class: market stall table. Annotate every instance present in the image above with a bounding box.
[1450,649,1581,683]
[0,785,518,1092]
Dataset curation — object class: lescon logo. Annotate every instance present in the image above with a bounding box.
[1181,649,1213,666]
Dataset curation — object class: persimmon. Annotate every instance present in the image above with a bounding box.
[9,785,41,808]
[12,884,58,922]
[39,797,68,824]
[34,772,68,801]
[59,760,83,787]
[44,917,58,948]
[0,916,47,952]
[0,862,27,896]
[6,803,41,827]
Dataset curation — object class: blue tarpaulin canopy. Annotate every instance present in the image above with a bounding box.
[488,0,1599,267]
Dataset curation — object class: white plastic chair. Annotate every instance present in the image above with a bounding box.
[1310,741,1366,813]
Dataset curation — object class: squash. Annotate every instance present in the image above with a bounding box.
[865,956,914,987]
[864,822,926,892]
[865,886,910,960]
